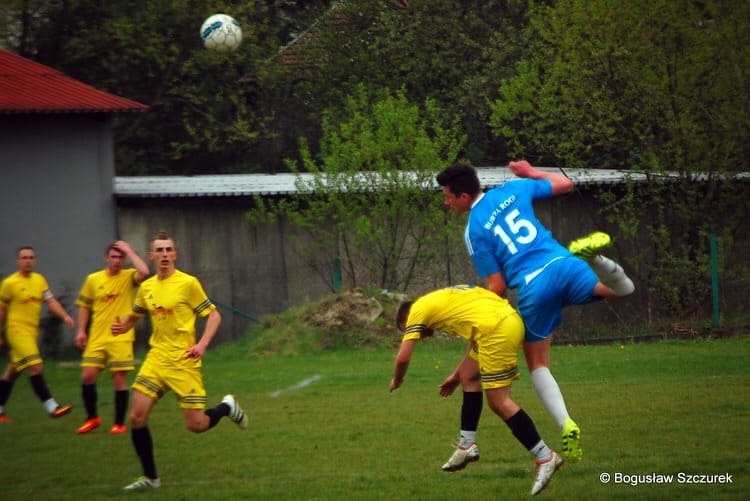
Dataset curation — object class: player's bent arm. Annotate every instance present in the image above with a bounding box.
[112,314,138,335]
[187,309,222,359]
[46,298,74,328]
[508,160,574,195]
[120,241,151,283]
[485,272,508,297]
[198,309,222,348]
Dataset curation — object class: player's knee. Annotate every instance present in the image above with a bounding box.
[489,398,517,420]
[186,419,211,434]
[130,410,148,428]
[27,363,44,376]
[460,370,481,386]
[184,410,210,433]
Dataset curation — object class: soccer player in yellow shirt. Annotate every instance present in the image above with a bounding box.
[112,231,248,490]
[0,246,75,421]
[74,240,150,435]
[390,285,563,496]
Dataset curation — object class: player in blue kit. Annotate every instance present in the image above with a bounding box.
[435,159,634,470]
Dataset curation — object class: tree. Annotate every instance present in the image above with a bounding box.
[3,0,536,173]
[247,85,466,293]
[488,0,750,321]
[260,0,537,169]
[0,0,335,175]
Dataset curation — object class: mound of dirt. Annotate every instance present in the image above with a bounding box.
[308,289,385,329]
[247,288,410,355]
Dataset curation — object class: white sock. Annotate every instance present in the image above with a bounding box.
[589,255,635,296]
[531,368,570,428]
[530,440,552,462]
[43,398,58,414]
[459,431,477,447]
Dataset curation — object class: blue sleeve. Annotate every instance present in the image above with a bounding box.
[527,178,553,199]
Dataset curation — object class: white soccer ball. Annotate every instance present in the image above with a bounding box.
[200,14,242,52]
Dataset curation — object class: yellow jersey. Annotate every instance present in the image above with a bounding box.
[132,270,215,366]
[76,268,140,343]
[0,272,52,337]
[402,285,518,345]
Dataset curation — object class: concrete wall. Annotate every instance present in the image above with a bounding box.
[115,188,643,344]
[0,115,118,341]
[116,197,335,343]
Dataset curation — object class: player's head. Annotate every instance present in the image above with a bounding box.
[15,246,36,274]
[105,241,127,273]
[395,300,434,337]
[148,230,178,271]
[395,301,414,331]
[436,163,481,214]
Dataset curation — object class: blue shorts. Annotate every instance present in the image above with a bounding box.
[517,256,600,342]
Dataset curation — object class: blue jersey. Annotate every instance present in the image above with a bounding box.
[465,179,571,290]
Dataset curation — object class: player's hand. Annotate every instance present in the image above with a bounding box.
[75,332,87,350]
[63,315,75,329]
[389,378,403,392]
[508,159,535,178]
[111,316,125,336]
[113,240,133,255]
[439,373,460,397]
[185,344,206,360]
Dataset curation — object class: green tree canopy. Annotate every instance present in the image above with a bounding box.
[488,0,750,318]
[1,0,335,174]
[247,84,466,292]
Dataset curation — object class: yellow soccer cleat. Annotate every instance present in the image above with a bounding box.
[568,231,611,260]
[561,418,583,462]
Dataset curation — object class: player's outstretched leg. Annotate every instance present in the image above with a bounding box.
[569,232,634,296]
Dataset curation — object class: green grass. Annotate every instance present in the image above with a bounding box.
[0,336,748,500]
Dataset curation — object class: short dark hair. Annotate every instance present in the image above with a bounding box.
[150,230,175,249]
[16,245,35,257]
[396,301,414,331]
[436,162,481,197]
[106,241,124,255]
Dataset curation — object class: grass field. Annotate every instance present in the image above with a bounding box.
[0,335,748,500]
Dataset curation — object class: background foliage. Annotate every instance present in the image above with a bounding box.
[2,0,748,325]
[247,85,466,293]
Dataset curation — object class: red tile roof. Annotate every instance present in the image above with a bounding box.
[0,49,147,114]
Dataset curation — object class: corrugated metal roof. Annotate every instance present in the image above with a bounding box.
[113,167,647,198]
[0,49,148,113]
